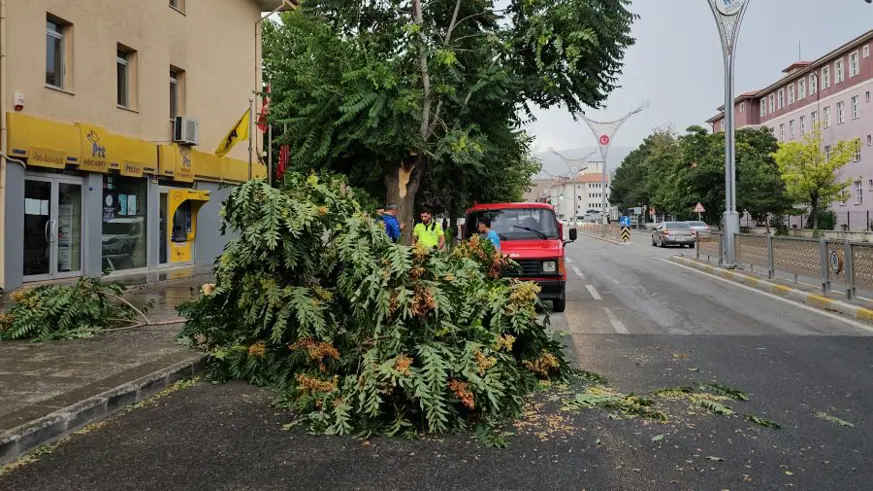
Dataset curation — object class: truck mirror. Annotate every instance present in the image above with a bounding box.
[569,228,577,241]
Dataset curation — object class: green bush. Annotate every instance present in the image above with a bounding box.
[0,277,137,341]
[178,174,571,436]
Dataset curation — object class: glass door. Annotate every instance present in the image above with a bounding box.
[23,176,84,281]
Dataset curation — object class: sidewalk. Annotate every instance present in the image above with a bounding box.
[0,271,209,465]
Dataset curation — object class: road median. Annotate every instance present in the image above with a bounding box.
[669,255,873,325]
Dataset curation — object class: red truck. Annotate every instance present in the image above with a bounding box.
[463,202,577,312]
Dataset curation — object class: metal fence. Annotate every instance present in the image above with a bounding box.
[696,232,873,299]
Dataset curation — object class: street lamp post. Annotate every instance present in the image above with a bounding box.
[706,0,752,268]
[549,148,597,227]
[577,101,650,236]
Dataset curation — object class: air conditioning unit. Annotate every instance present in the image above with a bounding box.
[173,116,199,146]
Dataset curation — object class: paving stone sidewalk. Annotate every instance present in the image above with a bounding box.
[0,272,210,464]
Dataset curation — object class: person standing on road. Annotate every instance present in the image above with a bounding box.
[380,204,402,243]
[477,217,501,251]
[413,208,445,250]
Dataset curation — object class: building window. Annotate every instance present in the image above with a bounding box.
[169,0,185,12]
[852,95,860,120]
[800,116,806,135]
[789,119,795,139]
[810,74,818,95]
[739,101,745,113]
[835,58,845,84]
[779,124,785,142]
[824,106,831,128]
[854,146,862,163]
[798,78,806,100]
[850,51,860,77]
[867,91,871,103]
[855,181,863,205]
[769,94,775,113]
[788,85,795,105]
[811,111,818,128]
[760,99,766,117]
[117,49,130,107]
[778,89,785,109]
[720,120,725,132]
[837,101,845,124]
[868,134,872,147]
[170,67,185,120]
[102,175,148,273]
[865,44,871,58]
[825,145,832,161]
[822,66,831,89]
[46,17,68,89]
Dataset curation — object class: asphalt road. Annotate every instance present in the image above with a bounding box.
[3,235,873,490]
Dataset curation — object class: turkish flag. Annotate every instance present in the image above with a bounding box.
[277,144,289,180]
[257,83,271,133]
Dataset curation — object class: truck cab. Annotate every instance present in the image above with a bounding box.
[464,203,576,312]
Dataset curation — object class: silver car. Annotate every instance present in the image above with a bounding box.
[651,222,696,248]
[685,221,711,239]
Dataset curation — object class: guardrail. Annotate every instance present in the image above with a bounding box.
[579,222,624,240]
[696,232,873,299]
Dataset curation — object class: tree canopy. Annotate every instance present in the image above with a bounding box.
[263,0,637,235]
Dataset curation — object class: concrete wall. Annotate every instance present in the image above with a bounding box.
[3,164,25,290]
[5,0,265,161]
[194,182,235,264]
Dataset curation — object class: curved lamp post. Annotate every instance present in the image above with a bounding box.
[576,101,650,236]
[706,0,752,268]
[549,148,597,226]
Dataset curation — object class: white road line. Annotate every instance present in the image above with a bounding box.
[663,258,873,334]
[585,284,602,300]
[602,307,629,334]
[572,265,585,280]
[565,257,573,264]
[602,274,620,284]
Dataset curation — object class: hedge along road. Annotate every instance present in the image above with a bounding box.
[3,234,873,490]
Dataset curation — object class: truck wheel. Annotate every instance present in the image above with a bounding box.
[552,288,566,313]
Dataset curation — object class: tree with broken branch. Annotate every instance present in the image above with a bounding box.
[264,0,636,238]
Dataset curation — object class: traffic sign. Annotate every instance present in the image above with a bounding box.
[693,202,705,213]
[620,226,631,242]
[632,206,642,215]
[620,216,631,227]
[599,134,610,145]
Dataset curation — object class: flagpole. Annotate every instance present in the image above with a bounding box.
[248,97,254,181]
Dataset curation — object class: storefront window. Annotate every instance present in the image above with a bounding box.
[102,175,147,272]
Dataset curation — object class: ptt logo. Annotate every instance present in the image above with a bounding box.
[87,130,106,159]
[180,151,191,169]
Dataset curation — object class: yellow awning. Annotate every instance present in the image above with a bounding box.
[113,134,158,176]
[6,113,80,169]
[75,123,112,173]
[158,144,194,182]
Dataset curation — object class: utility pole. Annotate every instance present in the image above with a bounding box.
[577,101,650,236]
[549,148,596,227]
[706,0,752,268]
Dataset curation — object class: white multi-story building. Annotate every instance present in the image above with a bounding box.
[540,163,611,220]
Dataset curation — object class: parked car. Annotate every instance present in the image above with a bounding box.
[465,202,576,312]
[685,220,711,238]
[651,221,696,248]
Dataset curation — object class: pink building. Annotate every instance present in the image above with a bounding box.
[708,29,873,230]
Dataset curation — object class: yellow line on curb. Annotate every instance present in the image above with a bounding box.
[807,295,834,308]
[857,308,873,322]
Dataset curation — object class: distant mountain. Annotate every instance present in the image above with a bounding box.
[534,146,634,180]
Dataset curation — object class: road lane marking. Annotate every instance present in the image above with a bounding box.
[663,258,873,334]
[572,266,585,280]
[565,257,573,264]
[603,274,620,284]
[585,284,602,300]
[602,307,629,334]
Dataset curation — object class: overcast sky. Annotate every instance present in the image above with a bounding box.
[527,0,873,154]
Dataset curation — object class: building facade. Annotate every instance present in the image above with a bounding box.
[707,29,873,230]
[0,0,283,290]
[540,165,611,220]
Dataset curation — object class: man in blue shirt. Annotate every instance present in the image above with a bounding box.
[477,217,501,251]
[381,204,402,243]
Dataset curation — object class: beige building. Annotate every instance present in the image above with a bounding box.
[0,0,288,290]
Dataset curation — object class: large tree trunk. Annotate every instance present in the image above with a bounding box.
[811,194,819,233]
[385,159,424,244]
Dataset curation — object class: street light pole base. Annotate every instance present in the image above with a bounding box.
[722,211,740,268]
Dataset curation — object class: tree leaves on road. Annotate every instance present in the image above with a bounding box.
[705,456,724,461]
[693,397,734,416]
[745,414,782,429]
[698,383,749,401]
[815,411,855,428]
[651,434,665,442]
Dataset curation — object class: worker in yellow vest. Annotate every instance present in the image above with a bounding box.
[413,207,445,250]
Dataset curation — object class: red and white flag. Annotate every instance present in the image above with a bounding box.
[277,144,290,180]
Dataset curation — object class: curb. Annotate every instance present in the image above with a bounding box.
[669,256,873,324]
[0,353,205,466]
[579,232,631,246]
